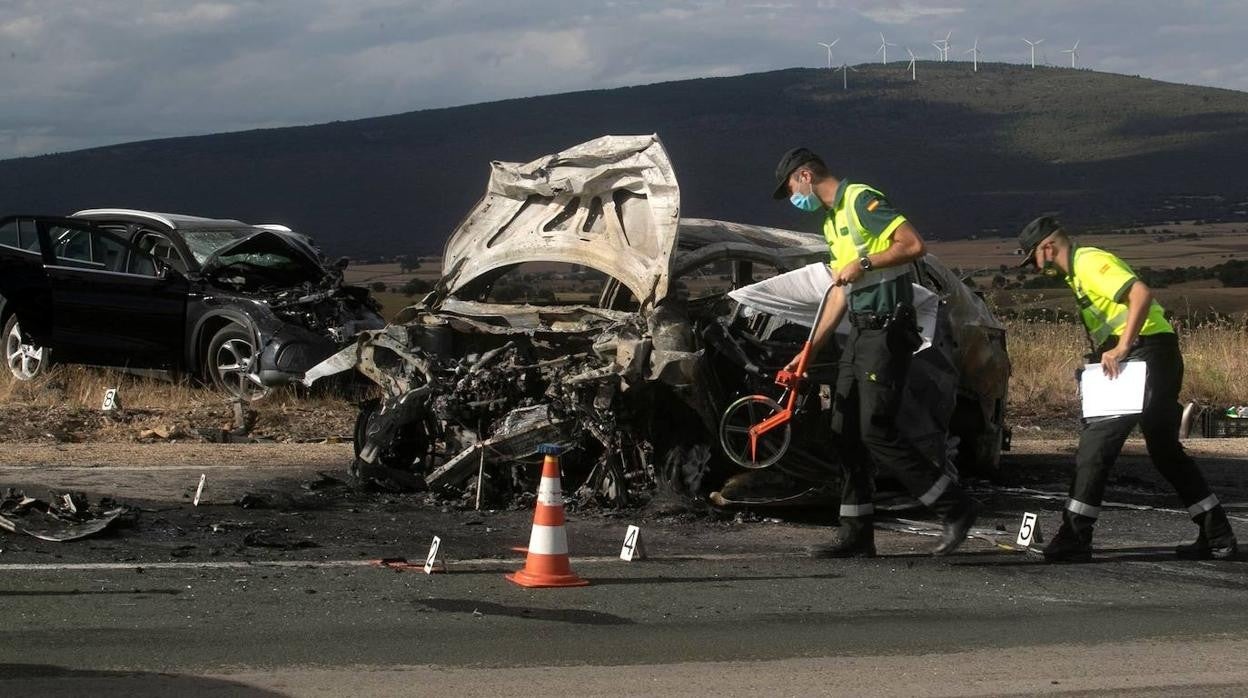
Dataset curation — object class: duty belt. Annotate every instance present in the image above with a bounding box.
[849,311,891,330]
[1094,331,1178,354]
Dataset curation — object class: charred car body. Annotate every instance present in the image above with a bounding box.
[0,209,384,397]
[311,135,1009,507]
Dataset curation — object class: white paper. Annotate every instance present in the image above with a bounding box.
[1080,361,1147,418]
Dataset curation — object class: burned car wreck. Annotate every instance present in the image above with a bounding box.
[0,210,384,398]
[309,135,1010,508]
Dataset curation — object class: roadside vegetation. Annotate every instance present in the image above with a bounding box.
[1007,320,1248,420]
[2,318,1244,442]
[0,367,358,443]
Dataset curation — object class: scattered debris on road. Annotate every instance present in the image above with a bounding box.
[0,488,128,542]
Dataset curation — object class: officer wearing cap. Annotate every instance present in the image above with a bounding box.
[1017,215,1238,562]
[773,147,979,558]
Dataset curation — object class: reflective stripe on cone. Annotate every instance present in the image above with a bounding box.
[506,450,589,588]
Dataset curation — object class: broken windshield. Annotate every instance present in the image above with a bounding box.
[180,229,257,265]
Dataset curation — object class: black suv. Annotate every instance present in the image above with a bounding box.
[0,209,384,398]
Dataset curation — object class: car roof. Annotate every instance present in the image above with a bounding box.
[72,208,255,231]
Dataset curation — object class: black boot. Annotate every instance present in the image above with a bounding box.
[1177,506,1239,560]
[933,495,980,556]
[808,517,876,558]
[1043,511,1095,563]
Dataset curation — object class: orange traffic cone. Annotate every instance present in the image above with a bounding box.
[506,445,589,588]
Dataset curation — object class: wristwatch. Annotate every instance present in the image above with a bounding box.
[859,256,873,271]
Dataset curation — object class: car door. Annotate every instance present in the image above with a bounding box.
[35,218,189,369]
[0,216,54,344]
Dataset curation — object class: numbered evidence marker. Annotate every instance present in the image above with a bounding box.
[619,524,647,561]
[193,473,206,506]
[1016,512,1043,548]
[423,535,447,574]
[101,388,120,411]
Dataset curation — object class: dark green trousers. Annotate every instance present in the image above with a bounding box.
[831,321,965,520]
[1067,333,1217,520]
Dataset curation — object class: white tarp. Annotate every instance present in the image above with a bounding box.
[728,262,939,353]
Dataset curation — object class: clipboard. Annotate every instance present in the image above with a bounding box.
[1080,361,1146,418]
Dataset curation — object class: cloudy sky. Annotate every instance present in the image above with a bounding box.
[1,0,1244,160]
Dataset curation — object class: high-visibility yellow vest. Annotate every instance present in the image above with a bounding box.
[821,182,911,313]
[1066,246,1173,346]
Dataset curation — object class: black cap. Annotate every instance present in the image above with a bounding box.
[1016,215,1062,267]
[772,147,823,199]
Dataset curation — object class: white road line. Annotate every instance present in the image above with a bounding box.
[0,552,804,573]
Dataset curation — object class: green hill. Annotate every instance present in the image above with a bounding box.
[2,63,1247,257]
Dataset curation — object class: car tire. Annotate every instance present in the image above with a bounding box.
[4,315,48,381]
[205,323,269,401]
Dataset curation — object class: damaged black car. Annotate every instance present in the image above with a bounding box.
[0,209,384,398]
[305,135,1010,509]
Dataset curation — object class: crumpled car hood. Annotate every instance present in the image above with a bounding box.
[440,134,680,309]
[201,229,326,278]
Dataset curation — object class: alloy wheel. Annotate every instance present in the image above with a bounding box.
[213,337,269,401]
[5,319,46,381]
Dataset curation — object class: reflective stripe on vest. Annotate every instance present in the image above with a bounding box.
[823,183,907,291]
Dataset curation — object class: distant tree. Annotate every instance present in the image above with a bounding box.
[399,255,422,272]
[1217,260,1248,287]
[401,278,433,296]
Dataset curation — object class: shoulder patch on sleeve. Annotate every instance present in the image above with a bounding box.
[1099,263,1111,275]
[866,198,880,212]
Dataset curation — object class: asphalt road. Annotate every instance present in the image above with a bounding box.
[2,437,1248,696]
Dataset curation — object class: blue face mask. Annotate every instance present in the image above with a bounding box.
[789,181,822,212]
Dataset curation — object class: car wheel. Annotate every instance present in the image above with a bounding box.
[4,315,47,381]
[206,323,270,401]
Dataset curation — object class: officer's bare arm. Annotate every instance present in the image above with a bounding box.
[784,284,847,373]
[869,222,926,269]
[1101,280,1153,378]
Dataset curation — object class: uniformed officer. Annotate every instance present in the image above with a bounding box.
[1017,215,1238,562]
[773,147,979,557]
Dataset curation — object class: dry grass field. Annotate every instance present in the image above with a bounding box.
[927,223,1248,317]
[1007,321,1248,419]
[927,222,1248,271]
[352,222,1248,317]
[342,261,443,288]
[0,367,359,443]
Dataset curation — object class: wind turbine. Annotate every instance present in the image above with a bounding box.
[905,48,917,81]
[876,33,896,64]
[817,39,839,69]
[1023,38,1044,69]
[837,62,857,90]
[931,41,944,61]
[1062,39,1080,68]
[937,31,952,61]
[964,36,982,72]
